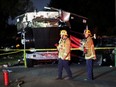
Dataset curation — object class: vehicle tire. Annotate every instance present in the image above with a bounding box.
[26,59,34,67]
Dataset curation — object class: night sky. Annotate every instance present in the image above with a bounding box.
[27,0,115,36]
[0,0,115,47]
[31,0,50,11]
[48,0,115,36]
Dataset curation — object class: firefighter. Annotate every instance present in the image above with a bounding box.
[83,29,96,80]
[55,29,72,80]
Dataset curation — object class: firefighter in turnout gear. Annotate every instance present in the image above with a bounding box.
[55,29,72,80]
[83,29,96,80]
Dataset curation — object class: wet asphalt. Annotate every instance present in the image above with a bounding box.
[0,63,116,87]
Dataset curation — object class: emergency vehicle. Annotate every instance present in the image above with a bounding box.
[15,8,87,67]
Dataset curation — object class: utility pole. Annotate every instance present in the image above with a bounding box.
[22,29,27,68]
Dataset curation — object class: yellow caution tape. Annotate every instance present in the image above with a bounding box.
[95,47,115,50]
[0,47,115,56]
[0,51,22,56]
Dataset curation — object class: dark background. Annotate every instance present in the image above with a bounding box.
[0,0,115,47]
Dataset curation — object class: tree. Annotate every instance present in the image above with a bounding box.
[0,0,35,46]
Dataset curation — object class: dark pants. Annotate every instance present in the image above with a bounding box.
[86,59,93,80]
[58,58,72,78]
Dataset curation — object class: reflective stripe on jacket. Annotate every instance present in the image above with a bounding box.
[57,38,71,60]
[84,36,96,60]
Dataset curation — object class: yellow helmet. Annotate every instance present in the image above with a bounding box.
[84,29,92,36]
[60,30,68,36]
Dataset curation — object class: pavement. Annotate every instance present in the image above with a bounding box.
[0,63,116,87]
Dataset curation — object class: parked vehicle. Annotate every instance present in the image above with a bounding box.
[15,9,87,67]
[94,36,116,66]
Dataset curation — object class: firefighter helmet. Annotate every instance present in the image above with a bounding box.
[60,30,68,36]
[84,29,92,36]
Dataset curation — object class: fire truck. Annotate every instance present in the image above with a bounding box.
[15,8,87,67]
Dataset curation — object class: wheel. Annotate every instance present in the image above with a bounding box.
[26,59,34,67]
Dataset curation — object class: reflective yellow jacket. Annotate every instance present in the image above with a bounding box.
[84,36,96,60]
[57,38,71,60]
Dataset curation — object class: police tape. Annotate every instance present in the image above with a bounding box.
[0,47,115,56]
[72,47,115,50]
[0,51,22,56]
[95,47,115,50]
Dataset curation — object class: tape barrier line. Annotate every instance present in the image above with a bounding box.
[0,47,115,56]
[72,47,115,50]
[0,51,22,56]
[95,47,115,50]
[0,49,57,51]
